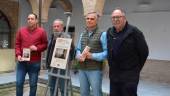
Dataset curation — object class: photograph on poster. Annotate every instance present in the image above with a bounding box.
[54,48,67,59]
[50,38,72,69]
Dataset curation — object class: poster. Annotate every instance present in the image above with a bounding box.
[50,38,72,69]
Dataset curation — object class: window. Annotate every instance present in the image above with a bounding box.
[0,11,11,48]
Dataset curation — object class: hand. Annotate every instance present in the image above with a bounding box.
[17,55,23,61]
[29,45,37,51]
[76,54,85,62]
[86,51,92,59]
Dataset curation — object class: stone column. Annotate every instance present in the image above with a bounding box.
[82,0,105,16]
[28,0,39,18]
[41,0,53,22]
[28,0,53,22]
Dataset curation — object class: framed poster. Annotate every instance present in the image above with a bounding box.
[50,38,72,69]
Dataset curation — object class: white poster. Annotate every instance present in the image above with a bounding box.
[50,38,72,69]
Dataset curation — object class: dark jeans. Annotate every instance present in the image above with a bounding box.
[48,68,66,96]
[16,61,40,96]
[110,80,138,96]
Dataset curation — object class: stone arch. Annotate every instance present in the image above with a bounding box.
[0,10,11,48]
[0,0,19,48]
[28,0,72,22]
[57,0,72,12]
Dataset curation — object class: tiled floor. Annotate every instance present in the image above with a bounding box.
[0,70,170,96]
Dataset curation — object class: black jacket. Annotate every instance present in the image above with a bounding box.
[107,22,149,82]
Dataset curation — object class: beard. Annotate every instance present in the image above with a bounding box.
[53,32,62,37]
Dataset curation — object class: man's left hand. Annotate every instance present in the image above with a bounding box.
[86,52,92,59]
[30,45,37,51]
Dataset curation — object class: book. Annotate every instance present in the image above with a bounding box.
[22,48,30,61]
[81,46,90,61]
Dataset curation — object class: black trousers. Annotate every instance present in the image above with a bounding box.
[110,80,138,96]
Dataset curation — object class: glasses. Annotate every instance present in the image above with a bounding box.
[112,16,124,19]
[86,18,95,20]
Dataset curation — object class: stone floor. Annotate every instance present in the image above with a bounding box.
[0,70,170,96]
[0,71,81,96]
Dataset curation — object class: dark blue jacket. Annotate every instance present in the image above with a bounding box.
[107,22,149,82]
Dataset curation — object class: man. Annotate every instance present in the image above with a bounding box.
[46,19,72,96]
[107,8,149,96]
[15,13,48,96]
[76,12,107,96]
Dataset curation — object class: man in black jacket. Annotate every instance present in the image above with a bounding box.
[46,19,73,96]
[107,8,149,96]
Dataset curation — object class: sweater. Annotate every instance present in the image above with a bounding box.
[15,26,48,62]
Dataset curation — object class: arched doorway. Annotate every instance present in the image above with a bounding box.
[0,10,11,48]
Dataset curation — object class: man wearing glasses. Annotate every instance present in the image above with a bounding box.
[107,8,149,96]
[76,12,107,96]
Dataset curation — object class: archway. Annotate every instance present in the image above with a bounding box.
[0,10,11,48]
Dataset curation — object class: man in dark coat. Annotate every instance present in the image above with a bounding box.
[46,19,74,96]
[107,8,149,96]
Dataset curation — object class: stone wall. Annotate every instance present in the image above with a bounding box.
[141,59,170,83]
[102,59,170,83]
[0,49,15,72]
